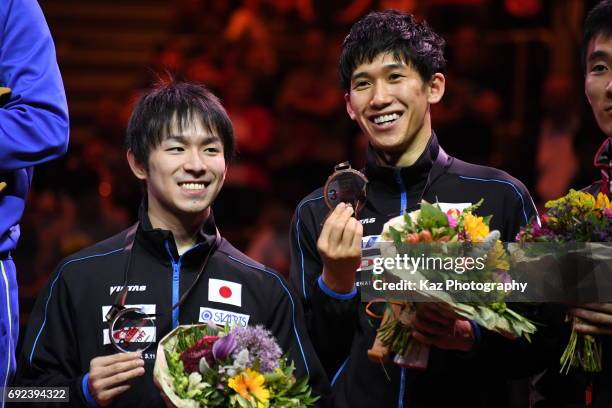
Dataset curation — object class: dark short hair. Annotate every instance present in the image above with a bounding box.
[582,0,612,72]
[339,10,446,91]
[125,81,235,166]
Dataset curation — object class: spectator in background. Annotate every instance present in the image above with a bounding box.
[0,0,69,394]
[534,74,580,206]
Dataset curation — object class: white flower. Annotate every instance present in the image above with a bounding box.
[222,349,250,376]
[187,372,202,391]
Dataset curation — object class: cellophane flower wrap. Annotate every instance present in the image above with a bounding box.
[153,323,318,407]
[370,200,536,368]
[517,190,612,374]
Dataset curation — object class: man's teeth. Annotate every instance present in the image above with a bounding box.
[181,183,205,190]
[373,113,400,124]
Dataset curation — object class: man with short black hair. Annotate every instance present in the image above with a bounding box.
[535,2,612,406]
[290,10,555,407]
[15,81,328,407]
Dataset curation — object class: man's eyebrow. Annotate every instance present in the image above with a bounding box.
[351,63,407,82]
[164,134,222,144]
[588,49,611,63]
[164,135,188,143]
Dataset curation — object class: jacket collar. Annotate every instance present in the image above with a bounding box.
[135,203,219,265]
[364,132,451,189]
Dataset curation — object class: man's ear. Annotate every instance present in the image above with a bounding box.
[426,73,445,104]
[345,93,357,120]
[126,150,147,181]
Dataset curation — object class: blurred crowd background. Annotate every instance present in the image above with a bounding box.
[16,0,606,328]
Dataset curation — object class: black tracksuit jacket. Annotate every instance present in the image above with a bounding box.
[14,211,330,407]
[289,134,565,408]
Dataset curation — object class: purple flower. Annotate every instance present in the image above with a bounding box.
[531,221,554,239]
[230,325,282,373]
[604,208,612,218]
[213,333,237,361]
[497,271,512,285]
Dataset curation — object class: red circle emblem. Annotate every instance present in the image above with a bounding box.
[219,286,232,298]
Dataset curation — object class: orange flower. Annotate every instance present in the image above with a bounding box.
[228,369,270,408]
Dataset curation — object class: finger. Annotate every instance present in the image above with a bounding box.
[416,304,454,326]
[412,313,452,337]
[95,366,145,391]
[350,219,364,251]
[412,330,434,346]
[96,384,131,406]
[570,308,612,326]
[92,352,142,368]
[578,303,612,314]
[318,203,346,249]
[340,217,361,250]
[328,204,355,247]
[91,354,143,380]
[573,322,612,336]
[105,358,145,377]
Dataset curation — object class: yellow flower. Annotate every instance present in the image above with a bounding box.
[596,192,612,210]
[545,189,595,210]
[463,213,490,243]
[486,240,509,271]
[228,369,270,408]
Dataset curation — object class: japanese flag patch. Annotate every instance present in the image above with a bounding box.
[208,279,242,307]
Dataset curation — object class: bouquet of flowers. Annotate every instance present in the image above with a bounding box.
[368,200,536,368]
[517,189,612,374]
[153,323,318,407]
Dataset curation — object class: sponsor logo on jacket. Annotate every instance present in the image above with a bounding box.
[199,307,250,327]
[109,285,147,296]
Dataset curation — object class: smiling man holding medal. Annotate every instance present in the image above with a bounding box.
[288,10,562,408]
[14,81,329,407]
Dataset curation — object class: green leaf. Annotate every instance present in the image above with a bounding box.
[419,201,448,229]
[388,226,403,245]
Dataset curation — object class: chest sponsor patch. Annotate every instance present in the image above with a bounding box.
[199,307,250,327]
[208,279,242,307]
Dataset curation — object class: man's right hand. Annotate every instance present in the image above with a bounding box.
[88,352,145,406]
[317,202,363,293]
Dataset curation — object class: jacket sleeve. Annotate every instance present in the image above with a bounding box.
[265,274,332,407]
[0,0,69,172]
[288,198,359,376]
[14,263,91,407]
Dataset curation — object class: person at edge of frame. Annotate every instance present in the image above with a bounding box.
[12,81,330,408]
[0,0,69,401]
[533,1,612,407]
[289,10,565,408]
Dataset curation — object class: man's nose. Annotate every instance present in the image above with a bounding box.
[183,150,206,173]
[370,82,393,108]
